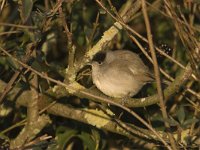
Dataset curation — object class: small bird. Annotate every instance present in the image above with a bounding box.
[91,50,154,98]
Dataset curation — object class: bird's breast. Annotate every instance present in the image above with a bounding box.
[93,73,143,98]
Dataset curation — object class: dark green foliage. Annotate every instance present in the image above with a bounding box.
[0,0,199,149]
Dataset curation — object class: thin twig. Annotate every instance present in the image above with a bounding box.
[10,51,41,149]
[141,1,177,150]
[163,0,200,80]
[58,0,76,82]
[0,0,6,11]
[87,12,100,50]
[0,31,21,36]
[0,23,36,29]
[145,2,200,33]
[0,43,35,104]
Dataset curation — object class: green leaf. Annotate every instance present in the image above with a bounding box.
[6,57,20,70]
[20,0,33,23]
[183,118,199,128]
[91,129,100,150]
[78,132,96,150]
[56,127,78,150]
[164,118,179,126]
[177,105,185,124]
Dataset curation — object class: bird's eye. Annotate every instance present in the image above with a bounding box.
[98,61,103,65]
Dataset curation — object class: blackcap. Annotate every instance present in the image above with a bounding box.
[91,50,154,98]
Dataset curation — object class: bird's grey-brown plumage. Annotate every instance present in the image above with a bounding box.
[91,50,154,98]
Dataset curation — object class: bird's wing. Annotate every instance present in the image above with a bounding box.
[114,59,154,83]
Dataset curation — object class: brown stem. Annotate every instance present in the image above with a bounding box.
[141,1,178,149]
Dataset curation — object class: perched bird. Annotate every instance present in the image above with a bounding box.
[91,50,154,98]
